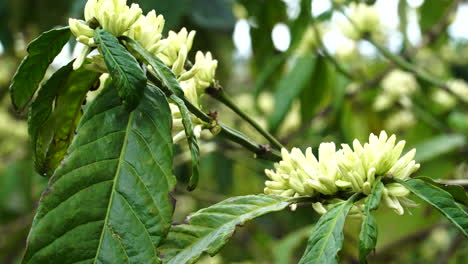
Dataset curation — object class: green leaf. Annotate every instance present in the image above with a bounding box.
[288,0,311,52]
[395,178,468,236]
[123,37,200,190]
[419,0,453,33]
[268,55,317,132]
[415,176,468,206]
[94,29,147,111]
[169,94,200,191]
[22,83,176,263]
[253,54,287,98]
[159,195,292,264]
[121,36,184,97]
[413,134,466,163]
[273,225,314,264]
[300,55,334,122]
[9,26,71,111]
[29,62,100,176]
[359,179,384,264]
[298,195,357,264]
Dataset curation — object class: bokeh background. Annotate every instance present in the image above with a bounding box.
[0,0,467,263]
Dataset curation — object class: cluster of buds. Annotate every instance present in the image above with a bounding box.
[374,70,419,112]
[338,3,380,40]
[69,0,218,143]
[447,79,468,104]
[264,131,420,215]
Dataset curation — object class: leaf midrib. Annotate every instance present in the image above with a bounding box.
[302,201,349,264]
[97,32,132,89]
[92,111,158,262]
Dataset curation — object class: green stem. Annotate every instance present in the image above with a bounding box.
[365,37,450,90]
[146,71,282,162]
[206,86,285,149]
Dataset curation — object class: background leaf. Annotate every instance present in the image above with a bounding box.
[268,55,317,133]
[9,26,70,111]
[22,83,176,263]
[190,0,236,30]
[159,195,292,264]
[413,134,465,163]
[94,29,147,111]
[395,178,468,236]
[298,195,356,264]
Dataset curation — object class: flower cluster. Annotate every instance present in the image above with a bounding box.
[69,0,218,143]
[264,131,420,215]
[339,3,380,40]
[447,79,468,104]
[374,70,419,111]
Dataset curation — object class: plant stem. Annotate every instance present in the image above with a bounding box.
[146,71,282,162]
[365,36,452,92]
[206,86,285,149]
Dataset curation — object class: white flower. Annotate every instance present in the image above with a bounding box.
[170,79,203,143]
[339,3,380,40]
[191,51,218,91]
[264,143,340,197]
[374,70,418,111]
[447,79,468,103]
[69,0,142,69]
[335,40,357,62]
[84,0,142,36]
[125,10,167,54]
[264,131,420,215]
[432,89,457,110]
[382,70,419,98]
[157,28,196,69]
[384,110,416,132]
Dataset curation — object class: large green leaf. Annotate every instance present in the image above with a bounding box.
[94,29,147,111]
[413,134,466,163]
[359,179,384,264]
[29,62,100,176]
[159,195,292,264]
[395,178,468,236]
[9,26,71,111]
[123,37,200,190]
[22,83,176,263]
[268,55,317,132]
[298,195,357,264]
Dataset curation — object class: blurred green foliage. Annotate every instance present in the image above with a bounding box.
[0,0,467,263]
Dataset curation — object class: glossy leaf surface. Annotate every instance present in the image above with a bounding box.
[22,83,175,263]
[94,29,147,111]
